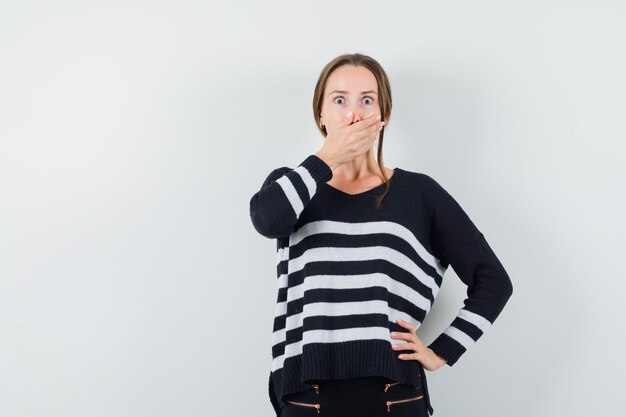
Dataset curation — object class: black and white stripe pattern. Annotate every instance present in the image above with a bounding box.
[274,165,319,218]
[249,154,513,415]
[249,154,332,239]
[270,219,446,373]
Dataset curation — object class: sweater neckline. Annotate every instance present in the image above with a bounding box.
[322,167,399,197]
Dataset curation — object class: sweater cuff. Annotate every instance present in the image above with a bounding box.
[427,333,467,367]
[298,154,333,184]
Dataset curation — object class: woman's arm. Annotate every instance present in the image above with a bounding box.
[249,154,333,239]
[426,177,514,366]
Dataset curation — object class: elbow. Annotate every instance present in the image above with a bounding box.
[249,204,294,239]
[250,218,293,239]
[497,269,514,308]
[502,270,513,299]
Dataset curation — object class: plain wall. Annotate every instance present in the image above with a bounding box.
[1,1,624,416]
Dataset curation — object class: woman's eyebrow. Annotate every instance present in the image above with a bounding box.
[329,90,378,95]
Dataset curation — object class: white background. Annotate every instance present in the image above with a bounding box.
[1,1,624,416]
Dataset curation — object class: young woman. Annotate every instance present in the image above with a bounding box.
[249,53,513,417]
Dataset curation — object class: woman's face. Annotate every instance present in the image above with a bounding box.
[320,64,381,132]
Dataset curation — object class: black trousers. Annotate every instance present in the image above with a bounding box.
[281,372,434,417]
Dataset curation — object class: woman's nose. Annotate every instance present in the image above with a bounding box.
[350,111,364,123]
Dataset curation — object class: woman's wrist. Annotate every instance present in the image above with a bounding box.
[431,348,447,364]
[314,150,340,172]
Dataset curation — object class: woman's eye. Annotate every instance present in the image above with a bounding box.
[333,96,375,105]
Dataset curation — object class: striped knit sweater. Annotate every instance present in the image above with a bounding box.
[249,154,513,416]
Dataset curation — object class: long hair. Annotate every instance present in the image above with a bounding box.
[312,53,393,208]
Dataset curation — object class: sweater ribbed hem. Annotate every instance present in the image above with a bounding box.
[268,373,282,417]
[269,339,425,411]
[428,333,466,367]
[298,154,333,184]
